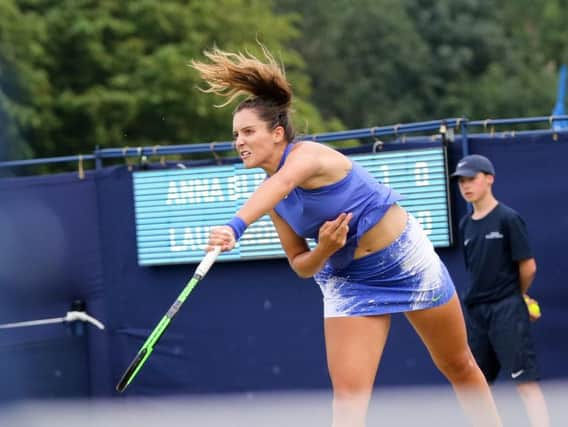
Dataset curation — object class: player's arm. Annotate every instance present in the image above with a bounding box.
[207,144,324,253]
[518,257,537,294]
[269,209,352,278]
[236,144,321,225]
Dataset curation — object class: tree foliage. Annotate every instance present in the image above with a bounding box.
[1,0,567,166]
[2,0,331,161]
[0,0,48,160]
[276,0,434,128]
[276,0,567,126]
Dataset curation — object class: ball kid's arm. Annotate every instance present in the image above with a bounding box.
[518,258,537,294]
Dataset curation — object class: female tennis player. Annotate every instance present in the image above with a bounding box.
[192,46,502,427]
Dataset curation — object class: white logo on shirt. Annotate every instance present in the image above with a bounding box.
[464,239,471,246]
[485,231,503,239]
[511,369,524,379]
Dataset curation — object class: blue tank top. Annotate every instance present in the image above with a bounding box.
[273,143,402,269]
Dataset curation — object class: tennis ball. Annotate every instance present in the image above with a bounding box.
[528,301,541,318]
[524,295,541,319]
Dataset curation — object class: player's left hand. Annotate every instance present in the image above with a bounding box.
[317,212,353,255]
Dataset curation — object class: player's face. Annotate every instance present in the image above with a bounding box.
[458,173,493,203]
[233,108,281,169]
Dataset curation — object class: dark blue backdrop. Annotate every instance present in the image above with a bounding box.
[1,131,567,400]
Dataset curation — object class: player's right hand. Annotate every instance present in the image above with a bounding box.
[523,294,542,322]
[206,226,236,252]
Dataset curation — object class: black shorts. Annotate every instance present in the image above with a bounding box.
[464,293,540,383]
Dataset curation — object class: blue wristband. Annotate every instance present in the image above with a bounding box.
[225,216,247,241]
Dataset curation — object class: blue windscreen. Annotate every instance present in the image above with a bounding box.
[133,147,451,265]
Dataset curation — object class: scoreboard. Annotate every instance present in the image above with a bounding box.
[132,147,452,266]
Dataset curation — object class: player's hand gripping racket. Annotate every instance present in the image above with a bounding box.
[116,247,221,392]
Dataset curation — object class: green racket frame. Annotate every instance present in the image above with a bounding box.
[116,247,221,392]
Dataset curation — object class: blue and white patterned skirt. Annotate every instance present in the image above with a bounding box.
[314,214,455,317]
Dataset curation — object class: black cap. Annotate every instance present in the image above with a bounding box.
[451,154,495,178]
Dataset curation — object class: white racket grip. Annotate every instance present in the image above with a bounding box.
[195,246,221,277]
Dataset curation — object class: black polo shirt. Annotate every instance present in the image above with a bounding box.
[459,203,533,305]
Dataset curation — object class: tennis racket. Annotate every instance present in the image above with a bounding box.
[116,246,221,392]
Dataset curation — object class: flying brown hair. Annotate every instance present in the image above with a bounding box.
[191,45,292,109]
[191,44,296,141]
